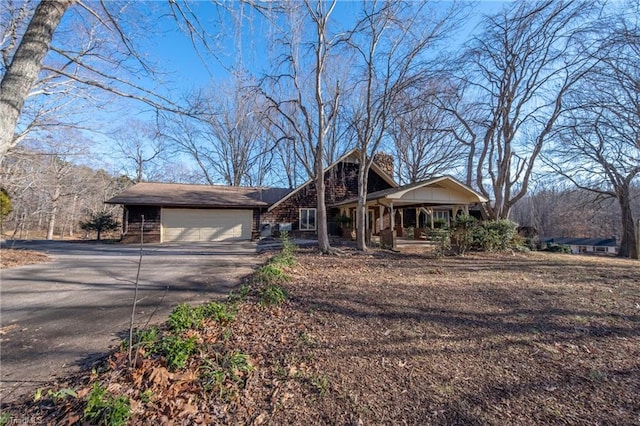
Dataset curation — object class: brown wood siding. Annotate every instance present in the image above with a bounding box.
[263,162,394,231]
[122,205,161,243]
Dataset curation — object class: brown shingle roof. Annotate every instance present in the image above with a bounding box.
[105,182,291,208]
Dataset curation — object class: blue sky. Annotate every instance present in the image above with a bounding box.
[136,1,510,96]
[57,1,514,176]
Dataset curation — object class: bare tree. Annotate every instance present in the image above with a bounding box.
[346,0,465,250]
[546,46,639,259]
[0,1,192,162]
[456,0,596,220]
[389,83,467,184]
[0,0,74,159]
[188,76,274,186]
[511,184,624,239]
[259,0,341,253]
[112,120,166,183]
[543,1,639,259]
[0,139,129,239]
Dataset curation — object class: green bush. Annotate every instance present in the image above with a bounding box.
[83,383,131,426]
[79,211,119,241]
[432,218,448,229]
[167,304,203,332]
[431,228,451,257]
[168,302,236,333]
[200,351,253,400]
[132,327,159,352]
[546,243,571,253]
[280,231,297,255]
[451,214,478,255]
[476,219,517,251]
[200,301,236,324]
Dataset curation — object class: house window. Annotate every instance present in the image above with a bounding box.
[434,210,450,226]
[299,208,316,231]
[594,246,606,253]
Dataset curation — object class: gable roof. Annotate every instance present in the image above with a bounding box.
[105,182,291,208]
[330,175,488,207]
[267,149,398,212]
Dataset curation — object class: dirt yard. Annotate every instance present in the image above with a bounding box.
[2,248,639,425]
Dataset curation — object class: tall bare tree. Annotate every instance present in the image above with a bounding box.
[346,0,465,250]
[389,83,467,184]
[545,5,640,258]
[0,0,74,159]
[0,1,192,162]
[187,76,273,186]
[112,120,166,183]
[259,0,341,253]
[456,0,596,220]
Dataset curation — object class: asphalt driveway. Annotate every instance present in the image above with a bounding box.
[0,240,260,403]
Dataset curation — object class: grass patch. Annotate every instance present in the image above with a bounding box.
[160,335,197,371]
[254,264,290,285]
[200,351,254,401]
[260,284,288,306]
[168,301,236,333]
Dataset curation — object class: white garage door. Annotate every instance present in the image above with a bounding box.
[161,208,252,242]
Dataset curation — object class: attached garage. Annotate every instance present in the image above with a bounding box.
[106,182,292,244]
[161,208,252,242]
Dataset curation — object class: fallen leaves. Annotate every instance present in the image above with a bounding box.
[0,248,49,269]
[2,249,639,425]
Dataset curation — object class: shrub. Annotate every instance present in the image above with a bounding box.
[280,231,297,255]
[546,243,571,253]
[200,301,236,324]
[168,302,235,333]
[432,228,451,257]
[477,219,517,251]
[79,211,119,241]
[133,327,159,352]
[83,383,131,426]
[432,218,448,229]
[451,214,478,255]
[0,188,12,230]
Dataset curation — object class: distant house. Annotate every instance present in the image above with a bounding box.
[106,150,487,243]
[540,237,619,255]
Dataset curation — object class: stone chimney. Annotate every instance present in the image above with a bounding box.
[373,152,394,177]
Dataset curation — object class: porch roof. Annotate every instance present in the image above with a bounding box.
[329,176,488,208]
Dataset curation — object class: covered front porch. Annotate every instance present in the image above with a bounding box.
[331,176,488,247]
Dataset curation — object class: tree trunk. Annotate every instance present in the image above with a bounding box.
[316,158,330,253]
[46,185,61,240]
[356,153,368,251]
[0,0,75,160]
[618,189,638,259]
[46,206,57,240]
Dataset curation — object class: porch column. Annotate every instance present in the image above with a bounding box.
[463,205,469,215]
[430,208,434,229]
[400,208,404,229]
[415,207,420,227]
[390,202,395,230]
[379,205,384,231]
